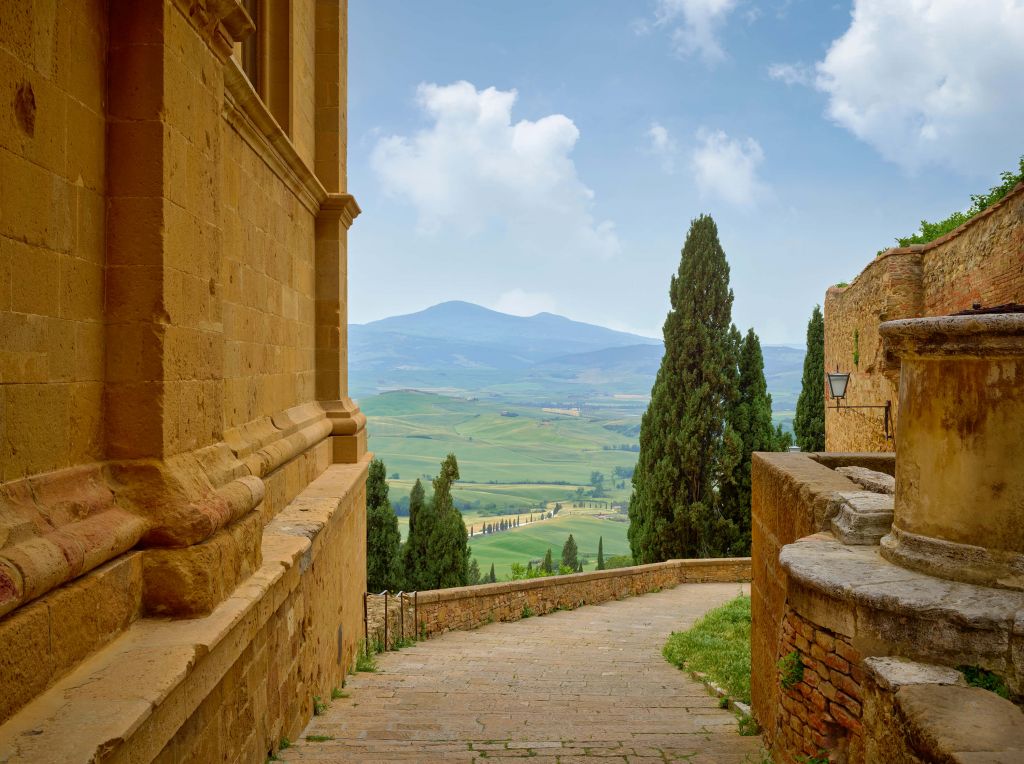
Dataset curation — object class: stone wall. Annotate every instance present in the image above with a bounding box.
[0,2,368,761]
[823,182,1024,452]
[390,558,752,640]
[750,451,872,749]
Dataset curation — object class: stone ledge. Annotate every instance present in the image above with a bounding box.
[415,557,751,605]
[0,460,369,764]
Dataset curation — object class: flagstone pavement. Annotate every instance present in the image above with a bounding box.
[281,582,765,763]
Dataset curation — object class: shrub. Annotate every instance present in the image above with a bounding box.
[778,650,804,690]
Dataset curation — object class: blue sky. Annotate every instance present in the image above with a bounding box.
[347,0,1024,343]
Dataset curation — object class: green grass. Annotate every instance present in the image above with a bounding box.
[663,595,752,704]
[467,514,630,580]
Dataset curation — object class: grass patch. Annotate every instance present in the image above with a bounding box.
[306,735,334,743]
[312,696,328,715]
[663,595,752,704]
[778,650,804,690]
[355,646,378,673]
[331,687,349,699]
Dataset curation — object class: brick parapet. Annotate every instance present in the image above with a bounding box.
[824,181,1024,452]
[365,558,751,643]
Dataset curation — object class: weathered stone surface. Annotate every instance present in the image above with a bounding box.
[830,491,894,545]
[285,584,764,764]
[863,657,965,692]
[898,685,1024,762]
[836,466,896,495]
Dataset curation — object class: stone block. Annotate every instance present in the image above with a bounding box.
[830,491,895,545]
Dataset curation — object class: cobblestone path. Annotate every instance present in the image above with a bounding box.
[282,582,764,763]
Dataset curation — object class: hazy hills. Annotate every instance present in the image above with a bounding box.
[349,301,804,425]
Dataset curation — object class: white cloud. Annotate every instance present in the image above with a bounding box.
[814,0,1024,175]
[491,289,558,317]
[692,129,767,206]
[371,81,619,259]
[647,122,678,173]
[767,62,813,86]
[637,0,739,65]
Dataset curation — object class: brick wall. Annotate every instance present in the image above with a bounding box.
[824,182,1023,452]
[364,558,752,644]
[776,609,865,764]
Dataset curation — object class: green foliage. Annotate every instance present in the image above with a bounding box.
[959,665,1010,699]
[355,643,378,673]
[542,547,554,573]
[663,595,752,704]
[279,737,291,750]
[487,562,497,583]
[737,713,759,736]
[778,650,804,690]
[797,751,830,764]
[629,215,740,562]
[401,479,428,588]
[794,305,825,452]
[331,687,348,700]
[560,533,579,570]
[894,156,1024,247]
[603,554,634,569]
[312,696,328,716]
[403,456,470,590]
[720,328,784,556]
[306,735,334,743]
[366,458,403,592]
[468,557,481,585]
[853,329,860,369]
[596,536,605,570]
[521,604,534,618]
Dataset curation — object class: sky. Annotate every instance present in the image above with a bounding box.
[347,0,1024,344]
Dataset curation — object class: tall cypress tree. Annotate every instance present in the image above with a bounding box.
[596,537,605,570]
[488,562,496,583]
[794,305,825,452]
[720,329,780,555]
[628,215,738,563]
[366,458,402,592]
[561,534,579,570]
[423,453,469,589]
[402,479,429,589]
[542,548,554,574]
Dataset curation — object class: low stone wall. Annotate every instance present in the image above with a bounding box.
[386,558,752,640]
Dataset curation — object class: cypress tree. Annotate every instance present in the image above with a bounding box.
[542,548,554,574]
[794,305,826,452]
[468,557,481,585]
[561,534,579,570]
[402,479,428,589]
[423,454,469,590]
[527,560,534,574]
[488,563,496,583]
[720,329,780,555]
[366,458,402,592]
[628,214,738,563]
[596,537,605,570]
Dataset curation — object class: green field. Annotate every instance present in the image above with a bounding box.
[466,514,631,579]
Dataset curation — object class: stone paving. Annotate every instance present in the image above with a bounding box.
[281,582,765,763]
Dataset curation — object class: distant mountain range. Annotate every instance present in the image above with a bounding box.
[349,301,804,424]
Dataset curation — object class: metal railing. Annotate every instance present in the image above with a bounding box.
[363,589,419,651]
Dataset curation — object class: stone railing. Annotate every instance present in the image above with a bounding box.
[365,557,751,648]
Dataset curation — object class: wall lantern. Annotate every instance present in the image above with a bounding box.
[826,367,892,440]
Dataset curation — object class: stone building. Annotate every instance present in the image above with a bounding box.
[752,190,1024,762]
[0,1,367,761]
[823,183,1024,452]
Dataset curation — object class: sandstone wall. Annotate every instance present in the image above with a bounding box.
[0,2,367,761]
[824,183,1023,452]
[0,0,108,480]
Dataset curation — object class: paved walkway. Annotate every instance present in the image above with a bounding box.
[282,583,764,763]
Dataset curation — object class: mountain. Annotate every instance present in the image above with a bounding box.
[349,302,804,427]
[349,301,660,394]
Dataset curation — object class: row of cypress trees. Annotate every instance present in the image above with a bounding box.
[366,453,470,593]
[627,215,792,564]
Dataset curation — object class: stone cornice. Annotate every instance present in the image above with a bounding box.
[172,0,252,61]
[223,58,328,214]
[319,193,362,228]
